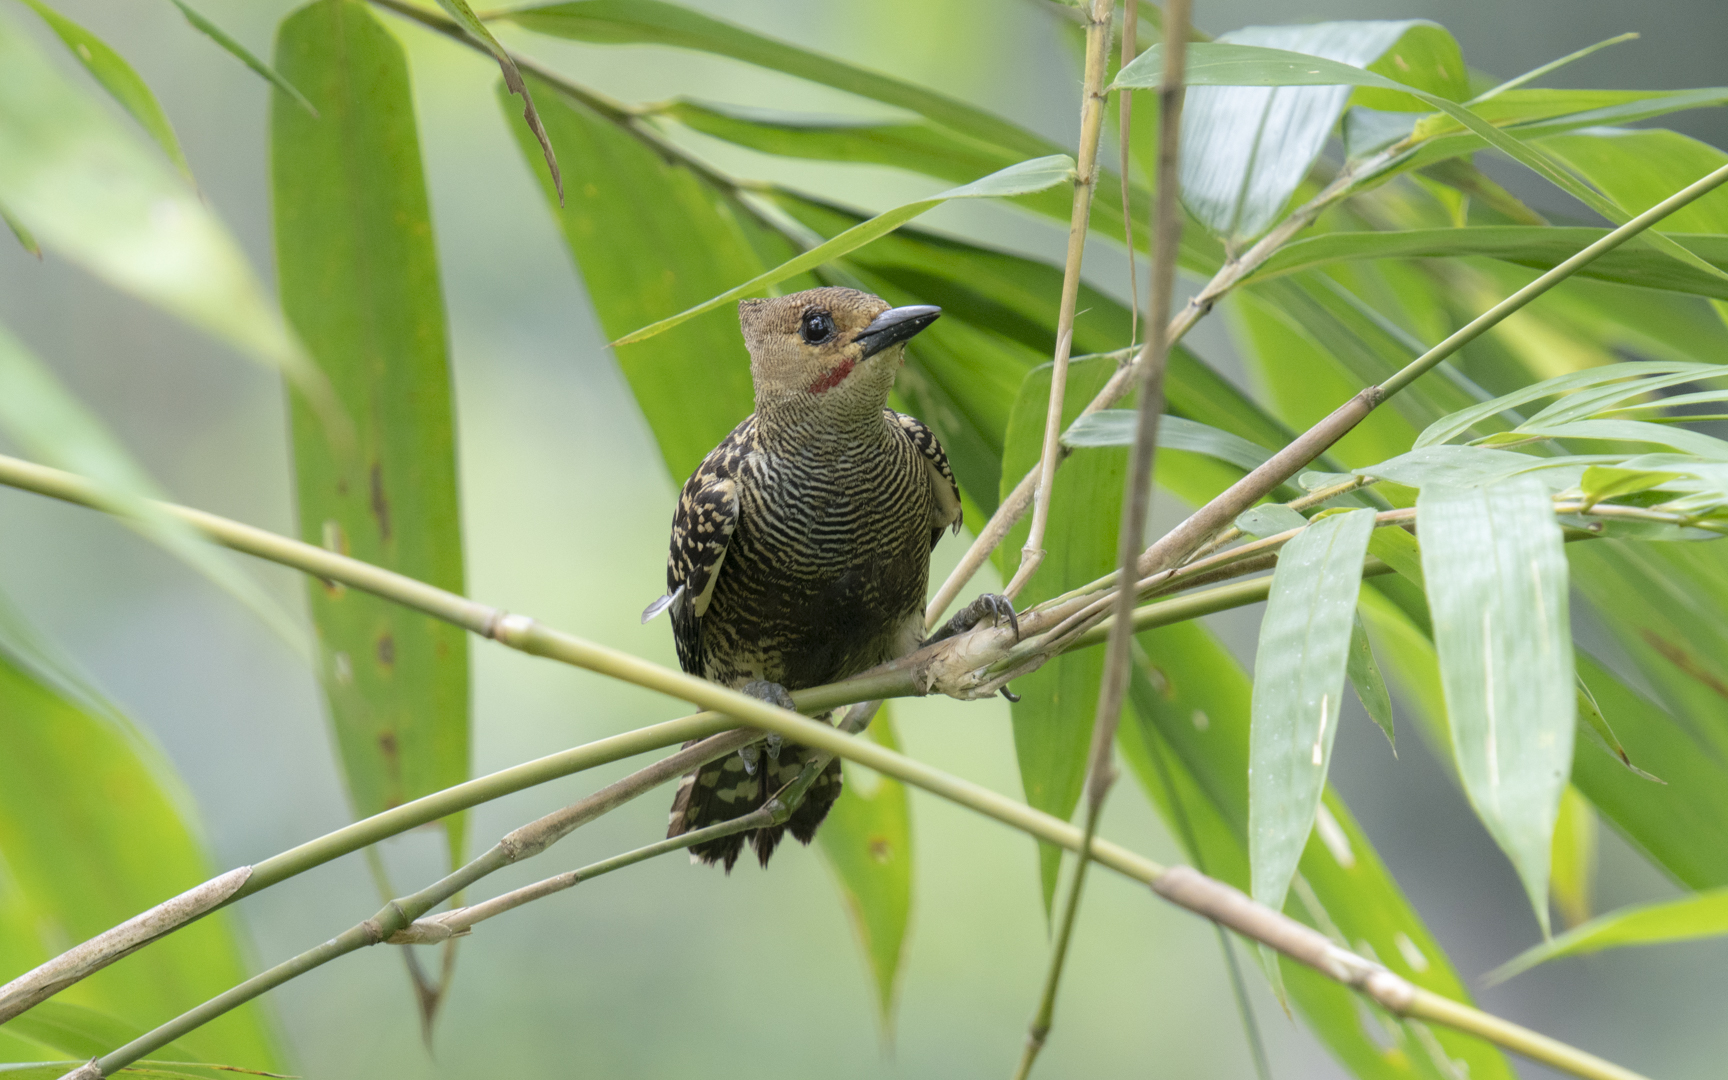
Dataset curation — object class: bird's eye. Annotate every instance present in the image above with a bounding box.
[799,309,835,345]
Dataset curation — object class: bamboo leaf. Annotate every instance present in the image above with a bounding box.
[166,0,315,117]
[612,155,1075,347]
[1489,884,1728,984]
[1347,615,1396,750]
[272,0,470,868]
[0,8,319,395]
[0,653,276,1065]
[502,0,1057,159]
[1,1000,200,1063]
[1416,480,1574,933]
[1251,227,1728,299]
[0,321,305,651]
[1540,127,1728,232]
[999,357,1124,909]
[1416,361,1721,449]
[1060,411,1273,471]
[815,709,912,1031]
[1171,21,1460,241]
[1,200,38,256]
[16,0,190,176]
[1549,785,1597,930]
[1250,507,1377,915]
[1119,623,1514,1080]
[1235,503,1308,538]
[504,77,816,479]
[431,0,560,200]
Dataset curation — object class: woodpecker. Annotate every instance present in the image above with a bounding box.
[643,286,1015,870]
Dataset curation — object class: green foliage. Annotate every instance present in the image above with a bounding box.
[272,0,469,862]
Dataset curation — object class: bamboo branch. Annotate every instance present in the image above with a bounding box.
[1013,7,1185,1074]
[1007,0,1117,601]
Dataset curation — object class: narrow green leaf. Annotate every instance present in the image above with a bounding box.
[503,0,1057,160]
[1416,360,1720,449]
[1235,503,1309,538]
[815,709,912,1030]
[1251,227,1728,299]
[1490,884,1728,983]
[1417,480,1574,933]
[1469,33,1639,104]
[0,320,305,652]
[167,0,315,117]
[1549,785,1597,930]
[1174,21,1458,241]
[17,0,190,176]
[612,155,1075,347]
[0,655,276,1065]
[999,358,1124,909]
[1,200,38,256]
[1060,410,1273,472]
[431,0,560,200]
[1580,465,1684,507]
[0,9,319,395]
[1540,126,1728,232]
[1,1001,200,1063]
[1121,622,1514,1080]
[1250,508,1377,915]
[273,0,469,866]
[505,77,815,479]
[1347,615,1395,750]
[1368,524,1425,589]
[1118,41,1728,281]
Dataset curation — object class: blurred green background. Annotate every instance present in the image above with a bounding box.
[2,0,1725,1076]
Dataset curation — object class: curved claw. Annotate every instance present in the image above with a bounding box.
[924,592,1020,647]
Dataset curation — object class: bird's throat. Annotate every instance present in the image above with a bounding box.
[805,358,855,395]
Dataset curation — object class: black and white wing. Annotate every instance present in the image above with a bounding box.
[886,408,963,546]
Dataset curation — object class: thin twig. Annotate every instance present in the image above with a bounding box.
[1011,7,1185,1074]
[1118,3,1140,348]
[1008,0,1117,601]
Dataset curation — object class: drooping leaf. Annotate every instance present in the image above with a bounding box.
[1235,503,1309,538]
[504,77,818,480]
[1,200,38,256]
[1061,411,1273,471]
[0,1000,201,1063]
[0,654,276,1065]
[815,709,912,1030]
[998,358,1125,909]
[613,155,1075,346]
[16,0,190,176]
[1489,884,1728,984]
[430,0,560,200]
[1119,622,1513,1080]
[0,321,304,651]
[1249,508,1377,916]
[1347,614,1396,750]
[502,0,1057,159]
[1252,227,1728,299]
[1173,21,1461,242]
[1469,33,1639,104]
[0,8,320,396]
[1415,360,1721,449]
[1417,480,1575,932]
[167,0,316,116]
[1549,785,1597,930]
[272,0,469,867]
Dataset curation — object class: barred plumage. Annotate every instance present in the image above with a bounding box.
[647,287,964,870]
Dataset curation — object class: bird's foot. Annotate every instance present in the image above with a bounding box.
[739,681,796,772]
[925,593,1019,646]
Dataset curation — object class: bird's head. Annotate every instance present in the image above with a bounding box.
[739,287,940,420]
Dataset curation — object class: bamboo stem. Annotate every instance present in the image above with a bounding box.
[1008,0,1117,601]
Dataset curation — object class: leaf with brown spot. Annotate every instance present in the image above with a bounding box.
[431,0,562,203]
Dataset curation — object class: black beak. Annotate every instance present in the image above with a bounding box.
[854,305,941,359]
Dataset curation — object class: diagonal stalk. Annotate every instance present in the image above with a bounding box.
[1007,0,1118,601]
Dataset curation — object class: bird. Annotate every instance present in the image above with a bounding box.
[642,286,1016,871]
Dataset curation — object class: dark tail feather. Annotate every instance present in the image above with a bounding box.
[669,742,843,871]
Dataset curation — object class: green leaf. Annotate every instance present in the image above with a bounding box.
[612,155,1075,346]
[1416,480,1575,933]
[1416,360,1720,449]
[1117,41,1728,282]
[1579,465,1684,507]
[1489,883,1728,984]
[506,78,812,480]
[430,0,560,200]
[1060,411,1273,471]
[1235,503,1308,538]
[1537,128,1728,234]
[1250,508,1377,915]
[0,654,276,1065]
[1,201,38,256]
[16,0,190,176]
[1,1001,199,1063]
[1347,614,1396,750]
[0,8,318,395]
[272,0,469,866]
[1549,785,1597,930]
[166,0,315,117]
[502,0,1057,160]
[0,321,305,652]
[998,357,1124,909]
[815,709,912,1031]
[1251,227,1728,299]
[1120,623,1513,1080]
[1174,21,1459,241]
[1468,33,1639,104]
